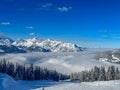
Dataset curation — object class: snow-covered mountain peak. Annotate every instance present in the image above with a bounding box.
[0,33,13,46]
[13,38,25,44]
[41,39,61,44]
[13,38,85,52]
[27,37,39,42]
[0,34,86,53]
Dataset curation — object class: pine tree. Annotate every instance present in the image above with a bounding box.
[26,64,34,80]
[107,66,115,80]
[98,67,106,81]
[0,60,70,81]
[7,62,15,77]
[115,67,120,80]
[34,66,41,80]
[15,63,25,80]
[1,59,7,73]
[93,66,100,81]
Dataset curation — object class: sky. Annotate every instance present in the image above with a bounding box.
[0,0,120,48]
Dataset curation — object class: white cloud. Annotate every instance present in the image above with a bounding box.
[34,3,53,11]
[1,22,10,25]
[41,3,52,8]
[29,32,35,36]
[25,26,33,29]
[58,6,72,12]
[36,3,72,12]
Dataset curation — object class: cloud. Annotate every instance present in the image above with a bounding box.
[78,39,105,43]
[98,30,108,33]
[101,34,120,39]
[102,35,109,38]
[110,34,120,39]
[1,22,10,25]
[35,3,72,12]
[29,32,35,36]
[25,26,33,29]
[57,6,72,12]
[59,38,105,43]
[34,3,53,11]
[41,3,52,8]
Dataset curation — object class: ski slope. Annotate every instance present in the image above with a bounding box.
[0,73,120,90]
[44,80,120,90]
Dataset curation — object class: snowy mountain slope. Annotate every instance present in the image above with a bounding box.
[37,39,84,52]
[0,34,86,53]
[13,38,41,47]
[13,38,85,52]
[0,73,120,90]
[0,34,25,53]
[0,73,67,90]
[95,49,120,64]
[0,33,13,46]
[0,45,26,53]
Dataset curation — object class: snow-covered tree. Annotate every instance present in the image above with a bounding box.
[98,67,106,81]
[107,66,115,80]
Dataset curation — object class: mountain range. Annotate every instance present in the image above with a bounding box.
[0,34,86,53]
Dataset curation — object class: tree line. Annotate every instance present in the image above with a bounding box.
[0,60,69,81]
[70,66,120,82]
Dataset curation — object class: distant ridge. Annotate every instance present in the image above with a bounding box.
[0,34,86,53]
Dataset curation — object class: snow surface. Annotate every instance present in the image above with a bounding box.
[0,73,120,90]
[0,73,59,90]
[44,80,120,90]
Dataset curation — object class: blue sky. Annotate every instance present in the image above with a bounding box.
[0,0,120,48]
